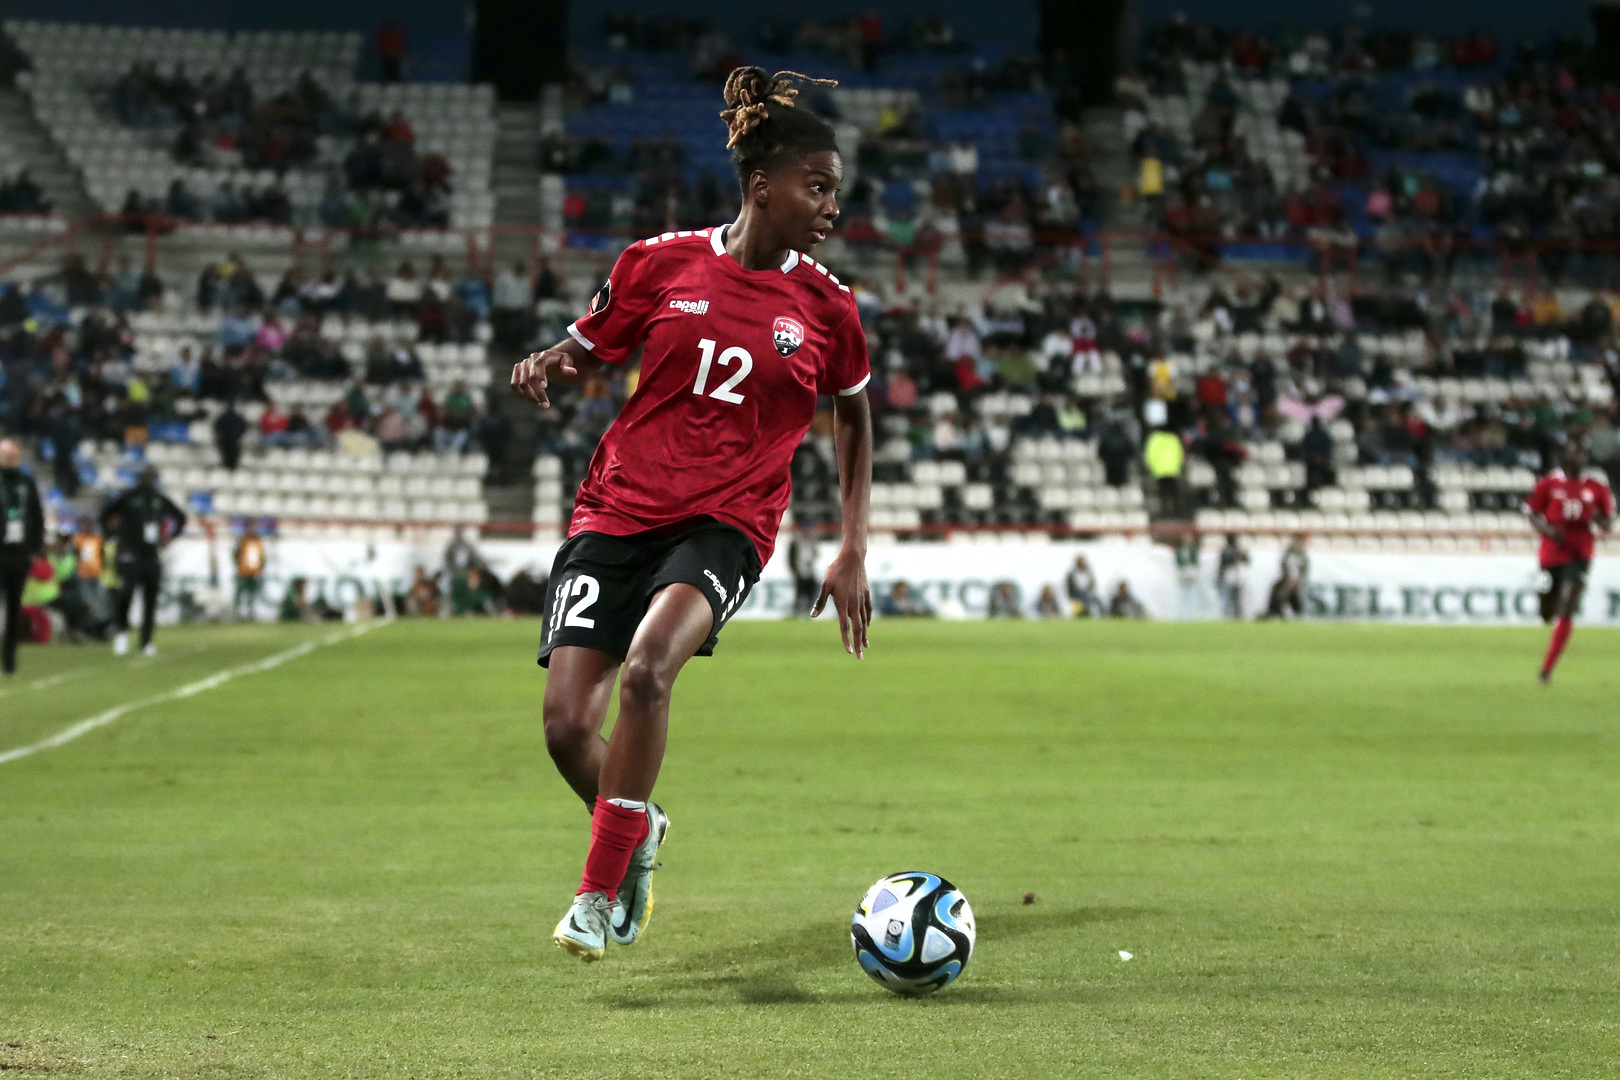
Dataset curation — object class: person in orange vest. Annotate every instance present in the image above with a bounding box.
[72,519,111,634]
[234,522,268,620]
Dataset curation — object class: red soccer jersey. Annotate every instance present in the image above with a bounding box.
[565,227,871,564]
[1526,468,1614,565]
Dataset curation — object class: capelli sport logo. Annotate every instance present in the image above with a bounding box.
[587,280,611,315]
[773,316,805,357]
[703,569,728,602]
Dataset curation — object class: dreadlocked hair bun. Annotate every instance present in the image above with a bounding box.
[720,66,840,184]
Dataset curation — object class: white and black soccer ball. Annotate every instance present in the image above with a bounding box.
[850,871,976,996]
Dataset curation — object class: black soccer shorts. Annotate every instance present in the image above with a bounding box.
[1540,558,1592,595]
[537,518,761,668]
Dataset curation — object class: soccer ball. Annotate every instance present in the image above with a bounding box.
[850,871,976,996]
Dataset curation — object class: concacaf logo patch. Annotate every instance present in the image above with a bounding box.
[588,279,611,316]
[773,316,805,357]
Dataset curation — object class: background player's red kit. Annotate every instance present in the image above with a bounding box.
[1525,469,1615,566]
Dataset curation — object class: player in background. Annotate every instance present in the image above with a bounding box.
[101,466,187,657]
[510,67,873,963]
[1526,443,1613,683]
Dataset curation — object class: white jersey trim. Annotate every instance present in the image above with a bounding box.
[709,224,801,273]
[837,373,871,397]
[566,322,596,351]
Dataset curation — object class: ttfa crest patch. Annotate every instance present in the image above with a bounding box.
[773,316,805,357]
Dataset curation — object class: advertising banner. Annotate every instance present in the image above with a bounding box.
[144,534,1620,626]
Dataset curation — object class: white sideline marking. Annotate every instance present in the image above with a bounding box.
[0,620,390,767]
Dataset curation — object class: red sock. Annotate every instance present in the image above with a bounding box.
[577,798,649,901]
[1543,617,1574,677]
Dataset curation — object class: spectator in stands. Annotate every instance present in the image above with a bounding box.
[492,262,532,351]
[1216,534,1249,619]
[474,409,511,480]
[1302,416,1336,490]
[283,405,319,448]
[1108,581,1147,618]
[377,26,407,83]
[386,262,423,316]
[0,169,49,214]
[214,401,246,471]
[164,179,201,220]
[169,345,201,396]
[435,381,475,452]
[1196,418,1246,507]
[1098,422,1136,487]
[375,405,409,455]
[1144,425,1185,516]
[258,400,291,447]
[118,189,148,228]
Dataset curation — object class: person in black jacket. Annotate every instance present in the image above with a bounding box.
[0,438,45,675]
[100,466,187,656]
[213,401,247,471]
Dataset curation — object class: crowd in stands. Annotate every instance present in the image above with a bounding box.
[1125,19,1620,283]
[559,12,1097,277]
[109,64,454,229]
[533,247,1620,527]
[0,253,514,495]
[597,13,967,77]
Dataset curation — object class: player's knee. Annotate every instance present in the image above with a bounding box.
[541,699,595,761]
[618,653,674,713]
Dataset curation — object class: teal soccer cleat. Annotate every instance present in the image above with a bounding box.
[609,801,669,946]
[553,891,612,962]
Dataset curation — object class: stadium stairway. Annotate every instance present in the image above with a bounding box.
[483,87,574,530]
[493,100,543,265]
[485,99,545,527]
[0,85,94,219]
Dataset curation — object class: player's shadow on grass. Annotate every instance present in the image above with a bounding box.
[600,905,1148,1010]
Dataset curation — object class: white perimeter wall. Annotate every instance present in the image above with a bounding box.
[148,535,1620,626]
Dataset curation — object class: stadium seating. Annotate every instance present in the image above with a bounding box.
[6,20,496,229]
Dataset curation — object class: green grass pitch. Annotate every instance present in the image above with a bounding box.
[1,618,1618,1078]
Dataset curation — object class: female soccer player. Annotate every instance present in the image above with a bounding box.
[1527,442,1612,683]
[511,67,874,962]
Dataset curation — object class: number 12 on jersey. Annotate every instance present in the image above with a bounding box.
[692,338,752,404]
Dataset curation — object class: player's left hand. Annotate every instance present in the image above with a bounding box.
[813,548,871,659]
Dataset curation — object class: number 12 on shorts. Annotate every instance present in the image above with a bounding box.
[548,574,600,637]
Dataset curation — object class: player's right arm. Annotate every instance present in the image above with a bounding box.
[513,240,657,409]
[1525,478,1565,544]
[510,337,597,409]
